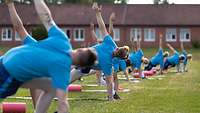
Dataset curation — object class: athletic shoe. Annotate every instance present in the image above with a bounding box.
[113,93,121,100]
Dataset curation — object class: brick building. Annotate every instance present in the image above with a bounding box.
[0,4,200,48]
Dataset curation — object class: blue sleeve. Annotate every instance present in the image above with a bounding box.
[50,66,71,92]
[103,35,117,48]
[23,35,37,45]
[48,25,70,41]
[138,49,144,57]
[160,58,164,69]
[183,50,187,56]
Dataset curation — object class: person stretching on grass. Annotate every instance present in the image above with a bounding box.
[144,34,164,74]
[110,13,130,97]
[70,3,129,101]
[163,43,184,72]
[128,36,149,79]
[179,41,192,72]
[2,0,97,113]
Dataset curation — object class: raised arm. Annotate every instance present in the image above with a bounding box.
[92,3,109,37]
[6,0,28,39]
[137,35,141,50]
[167,43,176,53]
[159,34,163,49]
[180,41,184,51]
[90,22,98,43]
[33,0,55,31]
[109,12,116,38]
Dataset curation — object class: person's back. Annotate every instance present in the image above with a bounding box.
[167,51,179,65]
[3,25,72,84]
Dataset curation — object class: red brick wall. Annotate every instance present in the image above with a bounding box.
[0,26,200,49]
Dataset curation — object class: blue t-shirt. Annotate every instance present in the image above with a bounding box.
[182,50,188,65]
[151,49,164,69]
[129,49,144,69]
[3,25,72,91]
[112,57,126,72]
[166,51,179,65]
[93,35,117,76]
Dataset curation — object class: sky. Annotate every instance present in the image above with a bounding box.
[128,0,200,4]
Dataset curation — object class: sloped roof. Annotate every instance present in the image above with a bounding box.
[1,4,200,26]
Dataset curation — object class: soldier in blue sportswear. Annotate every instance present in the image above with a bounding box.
[179,41,192,72]
[2,0,97,113]
[163,43,184,71]
[129,36,149,78]
[70,3,129,101]
[145,35,164,74]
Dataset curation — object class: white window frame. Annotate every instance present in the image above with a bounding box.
[15,31,21,41]
[144,28,155,42]
[130,28,142,41]
[61,28,71,40]
[180,28,191,42]
[113,28,120,41]
[2,28,12,41]
[95,28,103,41]
[166,28,177,42]
[74,28,85,41]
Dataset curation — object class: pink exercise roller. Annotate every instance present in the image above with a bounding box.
[2,102,26,113]
[143,71,155,77]
[68,84,82,92]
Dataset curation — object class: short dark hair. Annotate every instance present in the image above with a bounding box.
[78,48,97,67]
[116,47,129,59]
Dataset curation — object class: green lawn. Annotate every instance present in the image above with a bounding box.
[1,48,200,113]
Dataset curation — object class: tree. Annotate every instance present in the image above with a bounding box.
[153,0,170,4]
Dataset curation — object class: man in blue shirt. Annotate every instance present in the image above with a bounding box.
[163,44,183,71]
[1,0,97,113]
[128,37,149,78]
[145,35,164,74]
[179,41,192,72]
[70,3,129,101]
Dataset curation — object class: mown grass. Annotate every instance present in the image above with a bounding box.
[1,47,200,113]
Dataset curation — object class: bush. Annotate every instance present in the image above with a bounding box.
[32,26,48,41]
[192,40,200,48]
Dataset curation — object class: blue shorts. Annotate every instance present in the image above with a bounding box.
[0,59,23,99]
[163,60,175,70]
[144,62,156,71]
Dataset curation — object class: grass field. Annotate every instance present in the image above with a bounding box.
[1,48,200,113]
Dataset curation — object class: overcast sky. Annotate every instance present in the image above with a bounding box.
[128,0,200,4]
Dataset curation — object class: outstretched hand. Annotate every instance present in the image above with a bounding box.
[90,22,95,30]
[110,12,116,22]
[92,2,102,12]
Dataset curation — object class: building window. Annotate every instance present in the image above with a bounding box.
[95,28,103,41]
[113,28,120,41]
[130,28,142,41]
[166,28,177,42]
[15,31,21,41]
[61,28,71,40]
[2,28,12,41]
[74,28,85,41]
[144,28,155,42]
[180,28,191,42]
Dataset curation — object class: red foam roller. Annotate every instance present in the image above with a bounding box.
[2,102,26,113]
[143,71,154,76]
[133,73,140,78]
[68,84,82,92]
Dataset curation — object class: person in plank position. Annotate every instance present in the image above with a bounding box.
[70,3,129,101]
[144,34,164,74]
[128,36,149,78]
